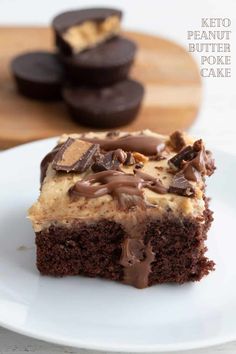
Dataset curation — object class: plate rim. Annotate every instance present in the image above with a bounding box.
[0,319,235,352]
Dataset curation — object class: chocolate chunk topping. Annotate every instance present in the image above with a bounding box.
[113,148,127,163]
[169,172,195,197]
[52,138,99,173]
[120,239,155,289]
[169,131,186,152]
[124,152,135,166]
[183,164,201,182]
[168,146,196,170]
[168,139,215,181]
[91,149,127,172]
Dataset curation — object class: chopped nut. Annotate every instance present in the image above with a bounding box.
[133,152,149,163]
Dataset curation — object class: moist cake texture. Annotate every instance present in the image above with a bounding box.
[29,130,215,288]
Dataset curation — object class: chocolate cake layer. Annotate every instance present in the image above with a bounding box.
[35,203,214,287]
[29,130,215,289]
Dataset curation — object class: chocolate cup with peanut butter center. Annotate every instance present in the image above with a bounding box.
[11,51,64,101]
[52,8,122,56]
[60,36,137,86]
[63,79,144,129]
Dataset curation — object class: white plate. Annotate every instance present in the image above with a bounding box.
[0,138,235,352]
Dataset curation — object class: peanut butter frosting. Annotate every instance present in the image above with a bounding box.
[29,130,214,233]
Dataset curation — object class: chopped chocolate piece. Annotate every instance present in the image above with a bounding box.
[124,152,135,166]
[190,145,215,177]
[193,139,203,152]
[91,149,126,172]
[169,131,186,152]
[169,138,216,181]
[183,163,201,182]
[168,146,197,171]
[113,149,127,163]
[52,138,99,172]
[169,172,195,197]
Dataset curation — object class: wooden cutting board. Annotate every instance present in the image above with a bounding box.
[0,27,201,149]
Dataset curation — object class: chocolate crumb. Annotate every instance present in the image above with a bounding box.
[168,146,196,171]
[149,155,166,161]
[92,149,126,172]
[106,131,120,138]
[155,166,164,171]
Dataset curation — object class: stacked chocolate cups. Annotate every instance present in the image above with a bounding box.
[11,8,144,129]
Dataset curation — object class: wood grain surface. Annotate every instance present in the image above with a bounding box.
[0,27,201,149]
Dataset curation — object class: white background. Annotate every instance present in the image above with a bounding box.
[0,0,236,353]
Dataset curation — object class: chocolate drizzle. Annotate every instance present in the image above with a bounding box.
[81,135,165,155]
[134,169,167,194]
[69,169,167,208]
[120,238,155,288]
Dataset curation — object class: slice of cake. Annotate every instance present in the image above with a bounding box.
[28,130,215,288]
